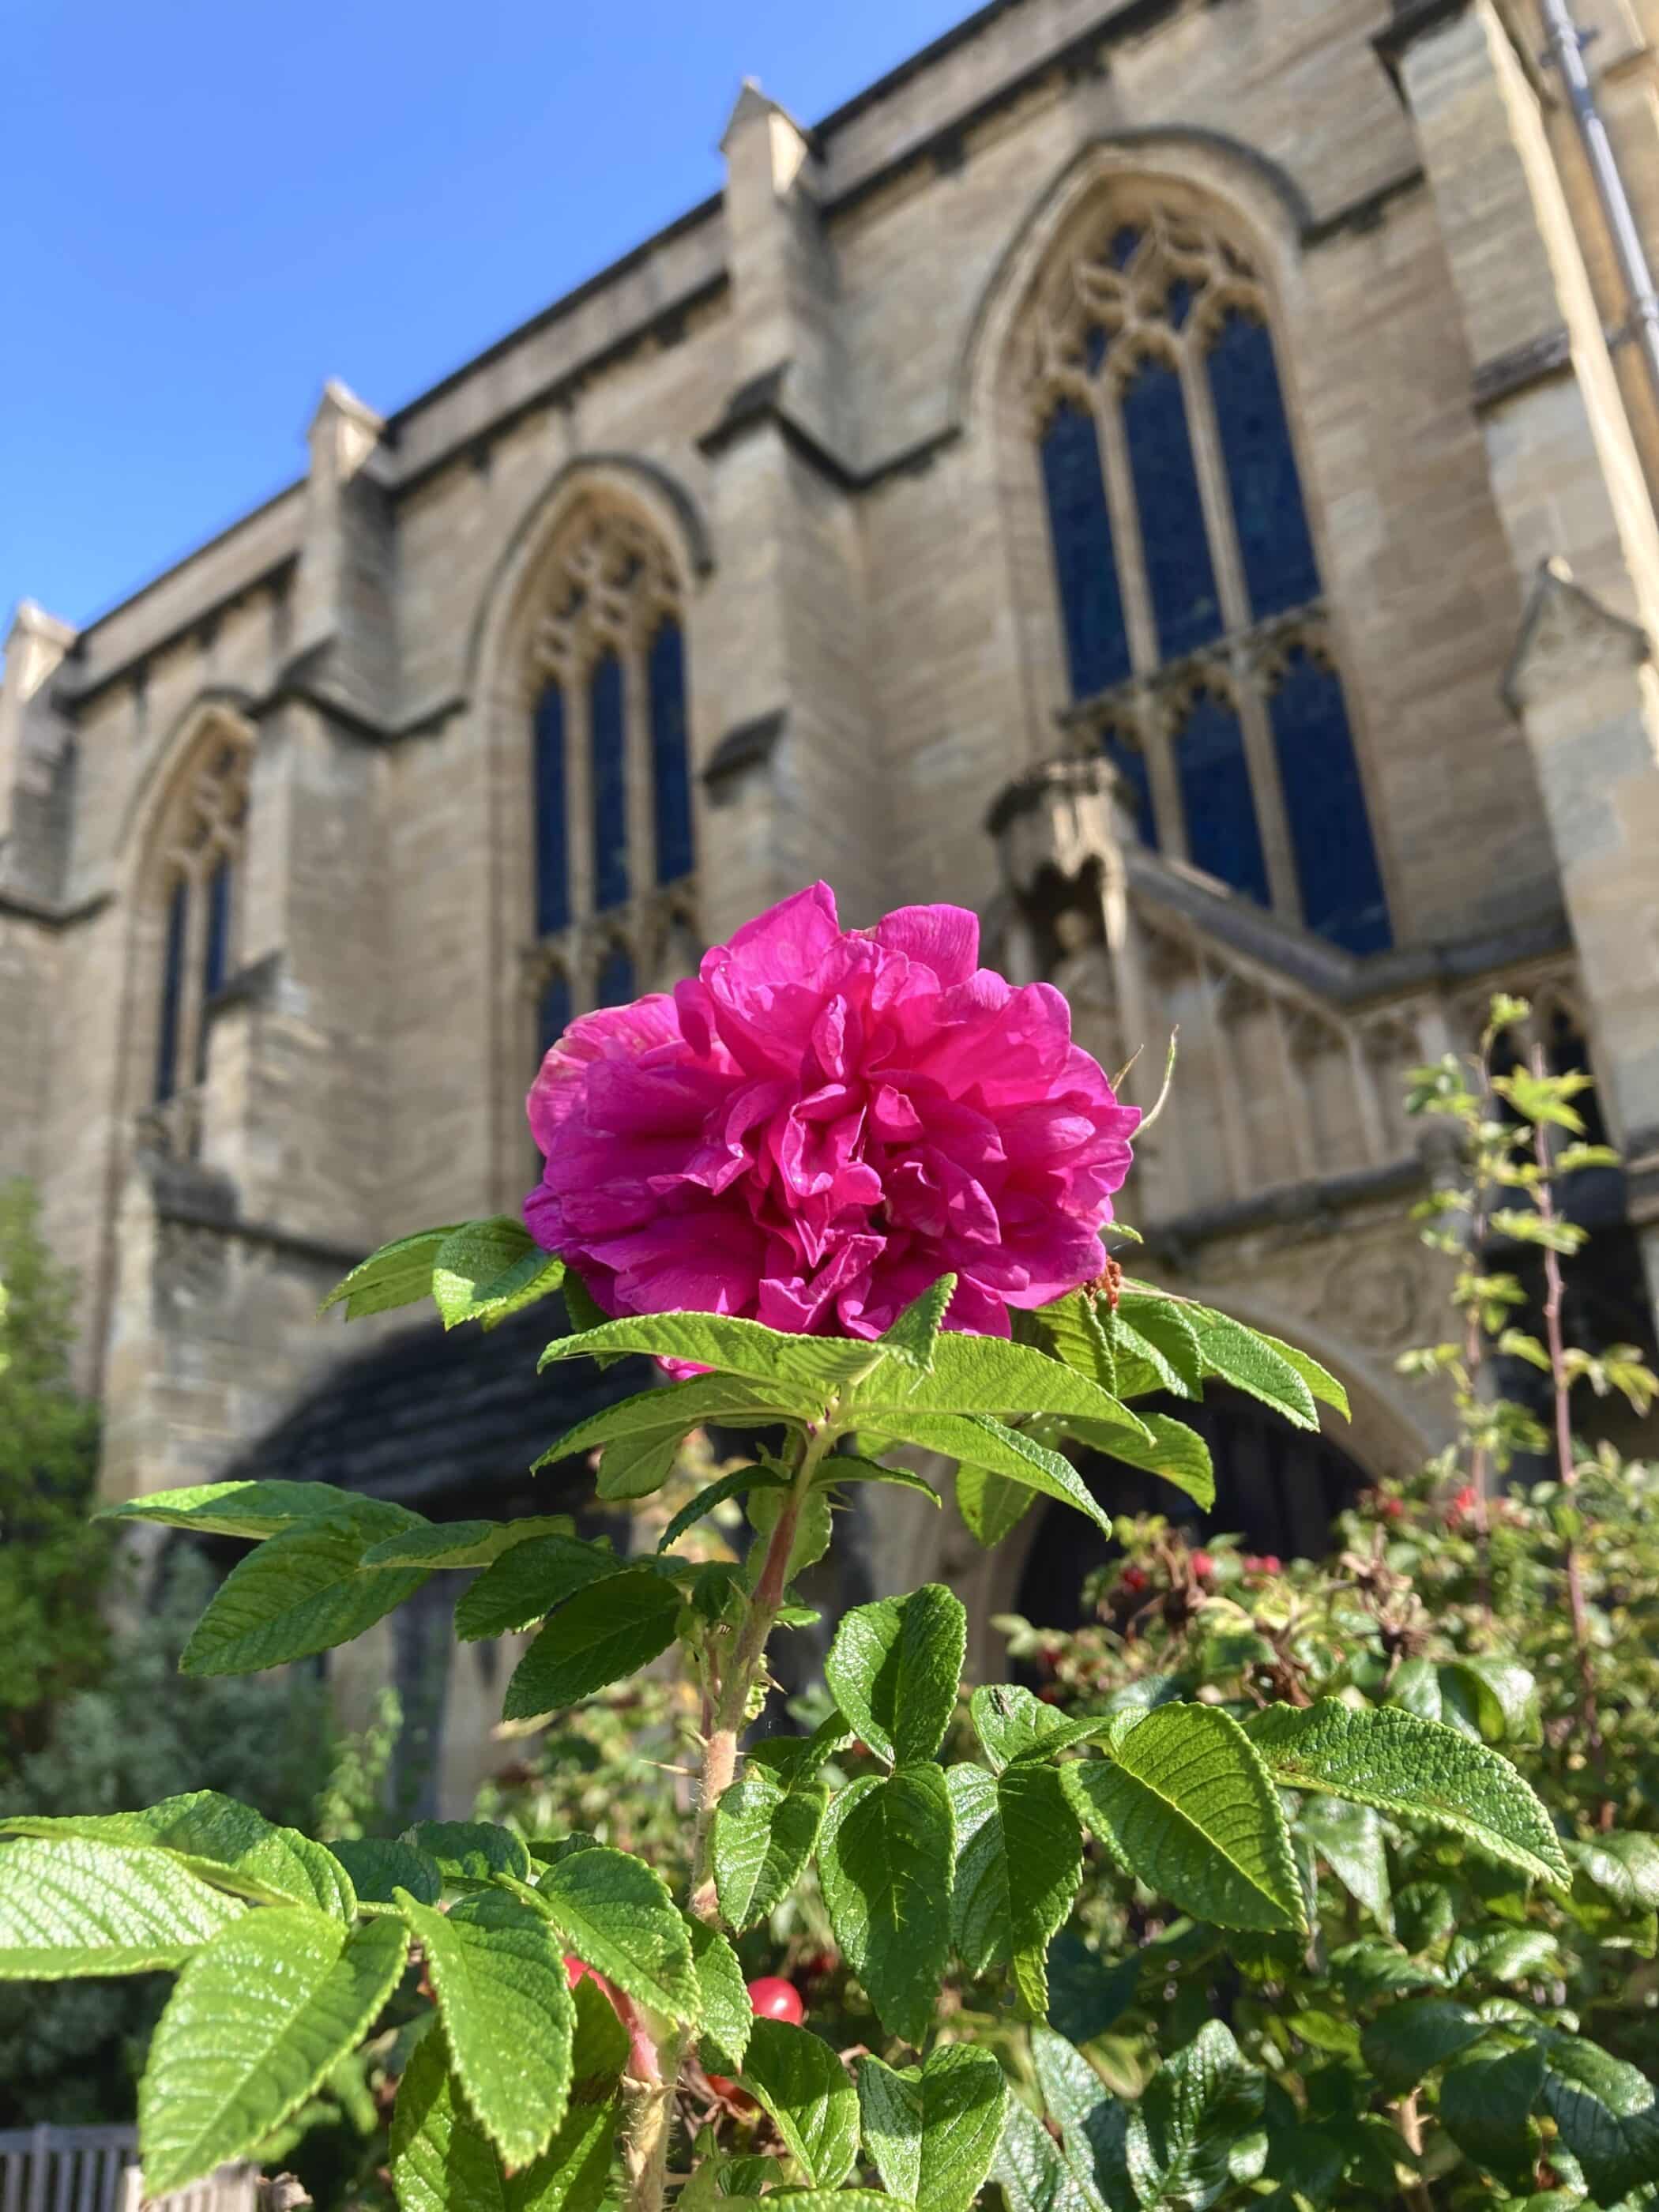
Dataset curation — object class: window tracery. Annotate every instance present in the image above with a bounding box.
[1027,198,1391,957]
[523,498,698,1045]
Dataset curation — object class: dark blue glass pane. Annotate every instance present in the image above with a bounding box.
[1084,325,1108,374]
[589,653,630,913]
[155,876,187,1104]
[1122,356,1223,663]
[1108,227,1142,270]
[538,970,573,1060]
[1207,310,1321,620]
[1040,401,1130,698]
[649,619,694,886]
[1269,653,1392,954]
[1164,279,1196,330]
[203,856,231,999]
[1177,695,1270,907]
[1103,733,1157,848]
[597,942,635,1009]
[533,683,570,936]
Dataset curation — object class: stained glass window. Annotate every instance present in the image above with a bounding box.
[589,652,629,913]
[597,942,635,1009]
[1207,309,1321,620]
[1121,354,1223,661]
[533,683,570,937]
[203,856,232,999]
[1177,695,1270,909]
[155,876,187,1104]
[649,619,694,885]
[1104,732,1158,848]
[1040,401,1130,698]
[1268,652,1391,954]
[538,969,574,1060]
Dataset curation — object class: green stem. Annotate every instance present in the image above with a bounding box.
[623,1414,838,2212]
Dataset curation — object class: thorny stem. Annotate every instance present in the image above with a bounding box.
[1529,1048,1606,1776]
[1461,1034,1499,1622]
[623,1415,838,2212]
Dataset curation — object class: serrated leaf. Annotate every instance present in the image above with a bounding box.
[529,1844,700,2023]
[140,1908,408,2193]
[532,1378,794,1476]
[181,1497,427,1675]
[0,1837,246,1977]
[738,2017,859,2188]
[598,1431,685,1501]
[404,1823,532,1886]
[1044,1932,1139,2049]
[945,1764,1006,1979]
[390,2023,617,2212]
[1297,1797,1391,1932]
[363,1516,576,1571]
[397,1890,575,2169]
[1242,1701,1571,1890]
[1036,1290,1117,1398]
[1438,2041,1544,2191]
[1055,1413,1215,1511]
[1030,2027,1129,2209]
[1569,1830,1659,1915]
[955,1464,1034,1548]
[858,2055,923,2203]
[434,1219,555,1330]
[457,1534,626,1642]
[1447,1924,1557,1985]
[824,1585,965,1766]
[504,1570,682,1719]
[879,1411,1113,1534]
[1357,1998,1488,2094]
[970,1685,1070,1774]
[329,1838,442,1909]
[321,1226,464,1320]
[713,1756,830,1934]
[1185,1309,1319,1430]
[1251,1331,1349,1419]
[1536,2030,1659,2202]
[99,1478,376,1540]
[818,1765,954,2048]
[659,1467,787,1552]
[994,2094,1101,2212]
[541,1311,883,1394]
[1127,2022,1264,2212]
[912,2045,1008,2212]
[0,1793,355,1919]
[880,1277,958,1371]
[1064,1706,1304,1933]
[1108,1296,1203,1399]
[859,1334,1152,1434]
[688,1918,751,2076]
[944,1758,1081,2014]
[816,1454,942,1508]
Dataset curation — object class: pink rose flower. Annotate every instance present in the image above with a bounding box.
[525,883,1138,1341]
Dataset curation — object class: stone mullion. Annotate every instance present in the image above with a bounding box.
[1232,648,1303,923]
[178,854,211,1093]
[1136,687,1187,863]
[1093,378,1159,678]
[563,645,596,1015]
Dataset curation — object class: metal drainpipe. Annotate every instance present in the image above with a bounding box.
[1539,0,1659,419]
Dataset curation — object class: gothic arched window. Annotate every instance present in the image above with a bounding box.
[525,499,698,1054]
[147,727,251,1116]
[1029,202,1391,957]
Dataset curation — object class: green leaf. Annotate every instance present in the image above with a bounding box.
[818,1765,954,2047]
[993,2094,1101,2212]
[1127,2022,1264,2212]
[943,1759,1081,2014]
[504,1570,683,1720]
[541,1311,883,1394]
[1030,2026,1129,2209]
[404,1823,532,1887]
[880,1412,1113,1534]
[390,2024,617,2212]
[1251,1331,1349,1420]
[859,1333,1152,1433]
[1358,1999,1488,2094]
[1446,1924,1557,1985]
[99,1478,376,1540]
[747,1483,833,1586]
[140,1908,408,2193]
[532,1378,796,1477]
[738,2017,859,2188]
[969,1684,1070,1774]
[363,1516,577,1571]
[688,1918,751,2076]
[944,1765,1006,1979]
[1065,1706,1304,1933]
[597,1432,686,1502]
[816,1454,942,1508]
[181,1497,427,1675]
[329,1838,442,1909]
[954,1463,1035,1548]
[1438,2041,1544,2191]
[1242,1701,1571,1890]
[434,1219,557,1330]
[0,1793,355,1918]
[1297,1797,1391,1931]
[880,1277,958,1372]
[0,1837,246,1978]
[457,1534,626,1642]
[1185,1309,1319,1430]
[1109,1294,1203,1399]
[1536,2030,1659,2203]
[397,1890,575,2169]
[713,1754,830,1934]
[910,2045,1008,2212]
[529,1844,700,2024]
[1054,1413,1215,1512]
[658,1466,787,1552]
[321,1226,464,1320]
[824,1585,966,1766]
[1569,1830,1659,1916]
[857,2055,923,2204]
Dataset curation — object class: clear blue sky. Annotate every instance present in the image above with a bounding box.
[3,0,979,635]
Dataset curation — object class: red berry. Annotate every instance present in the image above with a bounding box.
[1242,1554,1281,1578]
[1381,1496,1405,1522]
[746,1976,804,2025]
[1191,1551,1216,1582]
[1121,1566,1149,1594]
[705,2073,757,2112]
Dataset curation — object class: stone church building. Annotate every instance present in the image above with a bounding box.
[6,0,1659,1789]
